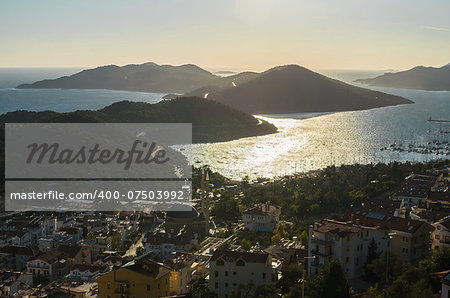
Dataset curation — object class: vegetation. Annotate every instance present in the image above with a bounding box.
[307,258,350,298]
[239,161,448,233]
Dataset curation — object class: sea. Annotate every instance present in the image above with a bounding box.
[1,68,449,180]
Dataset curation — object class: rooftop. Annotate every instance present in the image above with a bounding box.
[211,249,269,263]
[343,209,431,234]
[243,202,281,216]
[122,258,172,279]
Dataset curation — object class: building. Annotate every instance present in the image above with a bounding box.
[95,257,176,298]
[38,233,74,252]
[79,236,112,262]
[163,253,203,295]
[441,271,450,298]
[164,208,208,236]
[343,209,433,263]
[432,216,450,252]
[394,174,440,208]
[308,219,390,278]
[67,264,108,281]
[242,202,281,232]
[5,215,56,248]
[0,245,38,270]
[57,244,91,265]
[0,271,33,297]
[26,250,71,282]
[143,228,198,259]
[209,250,278,298]
[427,190,450,207]
[0,231,32,248]
[359,198,401,217]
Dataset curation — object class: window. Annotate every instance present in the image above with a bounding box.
[216,259,225,266]
[215,282,218,289]
[236,260,245,266]
[225,282,228,288]
[263,273,266,279]
[146,284,150,291]
[403,236,409,242]
[225,271,228,276]
[233,271,237,275]
[435,235,441,240]
[346,257,349,263]
[107,283,111,289]
[215,271,218,277]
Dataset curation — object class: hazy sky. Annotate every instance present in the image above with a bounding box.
[1,0,449,71]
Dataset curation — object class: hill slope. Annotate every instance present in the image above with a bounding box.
[355,64,450,91]
[0,97,277,143]
[208,65,412,114]
[17,63,218,94]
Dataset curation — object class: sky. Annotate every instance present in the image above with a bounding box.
[1,0,449,71]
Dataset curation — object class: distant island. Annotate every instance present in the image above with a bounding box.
[16,62,256,94]
[17,62,413,114]
[204,65,413,114]
[355,63,450,91]
[0,97,277,143]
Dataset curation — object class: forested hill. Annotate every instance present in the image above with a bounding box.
[0,97,277,143]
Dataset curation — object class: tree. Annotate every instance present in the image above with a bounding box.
[241,238,251,251]
[272,223,289,245]
[277,264,303,294]
[308,258,350,298]
[230,280,255,298]
[419,247,450,273]
[385,267,433,298]
[367,251,405,286]
[364,238,380,281]
[253,284,278,298]
[299,230,308,249]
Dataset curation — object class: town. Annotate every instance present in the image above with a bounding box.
[0,160,449,297]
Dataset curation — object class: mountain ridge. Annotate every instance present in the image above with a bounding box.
[355,64,450,91]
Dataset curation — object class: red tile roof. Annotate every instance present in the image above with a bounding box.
[122,258,172,279]
[0,245,37,256]
[211,249,269,263]
[243,202,280,216]
[313,219,365,237]
[343,209,431,234]
[428,191,450,203]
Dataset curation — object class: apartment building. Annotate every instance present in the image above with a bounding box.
[344,209,433,263]
[308,219,390,279]
[209,250,278,298]
[242,202,281,232]
[431,216,450,252]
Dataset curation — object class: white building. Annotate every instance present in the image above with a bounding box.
[67,264,107,281]
[209,250,279,298]
[308,219,390,279]
[242,202,281,232]
[432,217,450,252]
[144,228,197,259]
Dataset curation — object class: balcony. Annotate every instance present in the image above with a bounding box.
[310,237,334,245]
[310,248,333,257]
